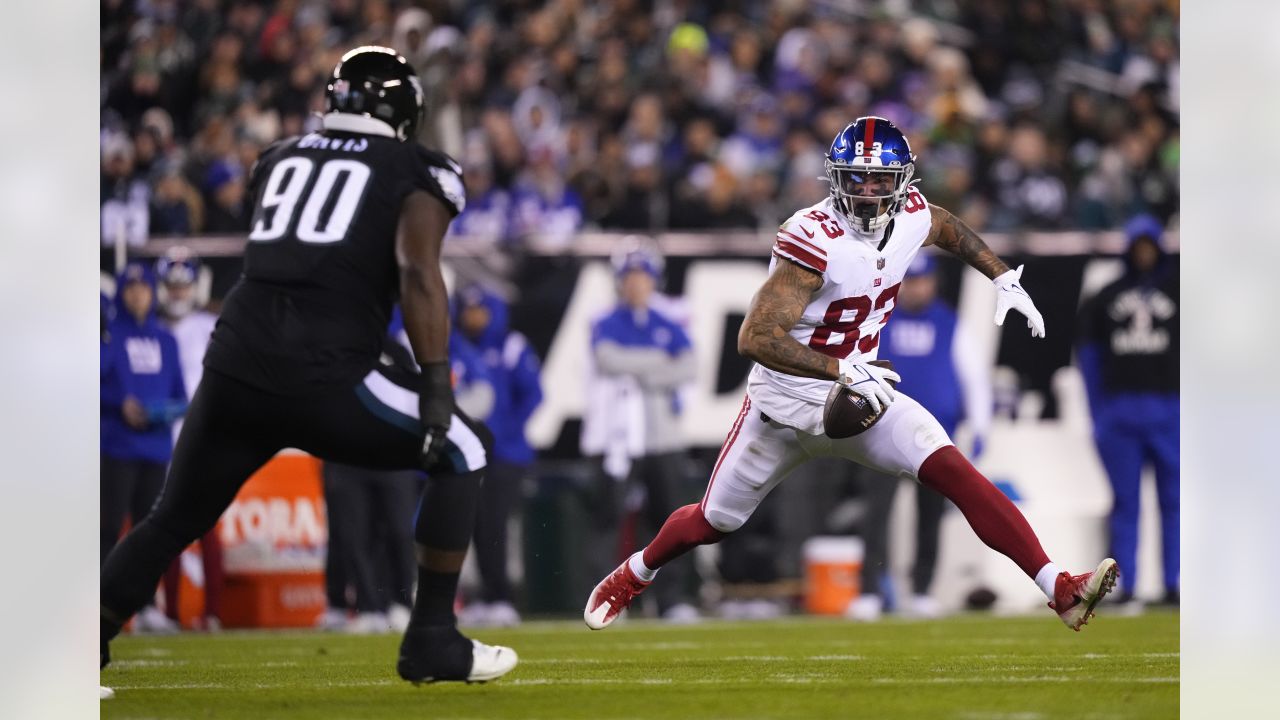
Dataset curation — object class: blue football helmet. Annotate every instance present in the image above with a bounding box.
[155,246,204,318]
[825,116,917,232]
[611,242,665,280]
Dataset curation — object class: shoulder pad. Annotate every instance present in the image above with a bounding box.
[774,206,836,273]
[412,146,466,216]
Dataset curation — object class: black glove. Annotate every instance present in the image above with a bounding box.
[418,361,454,468]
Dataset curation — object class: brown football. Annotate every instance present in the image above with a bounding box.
[822,359,899,439]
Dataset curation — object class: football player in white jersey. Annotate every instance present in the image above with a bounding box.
[585,116,1117,633]
[155,248,225,632]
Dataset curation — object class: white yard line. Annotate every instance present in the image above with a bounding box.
[871,676,1178,685]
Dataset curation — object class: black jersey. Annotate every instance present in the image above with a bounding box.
[1079,265,1179,395]
[204,130,465,396]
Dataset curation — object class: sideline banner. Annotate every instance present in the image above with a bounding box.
[174,454,328,628]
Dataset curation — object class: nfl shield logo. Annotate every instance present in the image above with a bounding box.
[876,257,886,270]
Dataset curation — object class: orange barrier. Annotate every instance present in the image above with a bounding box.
[802,536,865,615]
[184,453,329,628]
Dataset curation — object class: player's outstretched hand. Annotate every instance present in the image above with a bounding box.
[993,265,1046,338]
[837,358,901,415]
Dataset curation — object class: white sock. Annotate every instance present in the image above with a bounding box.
[1034,562,1063,602]
[628,551,657,582]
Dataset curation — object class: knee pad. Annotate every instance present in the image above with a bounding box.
[703,507,744,535]
[415,469,483,550]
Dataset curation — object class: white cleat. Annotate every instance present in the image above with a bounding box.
[135,606,179,634]
[846,594,883,622]
[662,602,702,624]
[315,608,349,631]
[486,602,522,628]
[100,686,115,700]
[908,594,941,619]
[345,612,391,635]
[457,602,491,628]
[465,640,519,683]
[387,604,412,633]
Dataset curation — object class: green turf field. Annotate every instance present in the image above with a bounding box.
[102,611,1178,719]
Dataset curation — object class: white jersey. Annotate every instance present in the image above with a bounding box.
[748,189,933,434]
[169,311,217,400]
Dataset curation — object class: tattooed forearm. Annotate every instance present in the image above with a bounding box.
[925,204,1009,279]
[737,258,839,381]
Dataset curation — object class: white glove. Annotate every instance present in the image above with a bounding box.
[837,359,901,415]
[993,265,1046,338]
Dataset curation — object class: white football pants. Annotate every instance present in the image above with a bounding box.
[699,390,953,533]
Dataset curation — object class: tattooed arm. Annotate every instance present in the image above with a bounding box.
[924,204,1009,279]
[737,258,838,381]
[927,203,1048,337]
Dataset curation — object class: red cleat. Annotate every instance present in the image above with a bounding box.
[1050,558,1119,631]
[584,560,650,630]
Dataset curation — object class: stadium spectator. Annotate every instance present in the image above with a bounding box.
[155,250,225,631]
[451,285,544,627]
[845,253,992,622]
[446,161,512,245]
[581,248,701,622]
[149,165,203,236]
[201,160,250,234]
[510,147,583,248]
[1077,214,1179,607]
[100,1,1178,240]
[101,133,150,245]
[101,261,188,633]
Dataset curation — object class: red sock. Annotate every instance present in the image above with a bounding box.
[162,558,181,622]
[200,530,224,620]
[641,503,725,569]
[917,446,1051,578]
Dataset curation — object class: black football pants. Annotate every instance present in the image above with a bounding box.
[472,460,524,604]
[857,469,948,598]
[101,362,489,633]
[322,462,422,613]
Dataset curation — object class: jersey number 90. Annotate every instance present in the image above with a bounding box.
[249,158,372,244]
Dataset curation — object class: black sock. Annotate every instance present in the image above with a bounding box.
[410,567,461,628]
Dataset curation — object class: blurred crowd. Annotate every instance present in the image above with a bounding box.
[101,0,1179,246]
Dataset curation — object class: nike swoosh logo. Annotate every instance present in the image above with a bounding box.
[801,227,815,238]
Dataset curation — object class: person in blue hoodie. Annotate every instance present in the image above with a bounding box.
[451,284,543,627]
[1078,214,1179,607]
[846,252,993,622]
[101,260,188,632]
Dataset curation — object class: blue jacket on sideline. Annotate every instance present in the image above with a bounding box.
[878,300,962,435]
[452,285,543,465]
[101,262,188,463]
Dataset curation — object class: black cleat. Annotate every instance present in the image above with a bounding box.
[397,625,517,684]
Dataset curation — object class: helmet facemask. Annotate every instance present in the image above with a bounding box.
[824,160,915,232]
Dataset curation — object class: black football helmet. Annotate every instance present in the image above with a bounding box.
[325,46,424,141]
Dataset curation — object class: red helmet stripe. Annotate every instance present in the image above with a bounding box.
[863,118,877,157]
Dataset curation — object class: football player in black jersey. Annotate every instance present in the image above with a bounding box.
[100,47,517,685]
